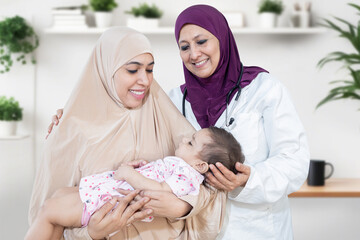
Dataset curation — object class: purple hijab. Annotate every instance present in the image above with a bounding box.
[175,5,268,128]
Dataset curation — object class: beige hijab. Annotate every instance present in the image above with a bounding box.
[28,27,225,240]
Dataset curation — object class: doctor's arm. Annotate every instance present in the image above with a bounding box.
[208,80,310,204]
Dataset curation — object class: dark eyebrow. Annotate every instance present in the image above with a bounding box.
[179,34,204,45]
[126,61,155,66]
[126,61,142,66]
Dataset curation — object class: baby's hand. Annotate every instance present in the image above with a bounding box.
[114,164,134,180]
[127,159,148,168]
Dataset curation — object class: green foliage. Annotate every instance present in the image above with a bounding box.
[316,3,360,109]
[89,0,118,12]
[0,96,23,121]
[126,3,163,19]
[258,0,284,14]
[0,16,39,74]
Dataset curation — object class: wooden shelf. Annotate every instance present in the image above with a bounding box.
[289,178,360,198]
[0,134,30,140]
[44,27,326,35]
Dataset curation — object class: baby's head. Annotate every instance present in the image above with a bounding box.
[175,126,244,175]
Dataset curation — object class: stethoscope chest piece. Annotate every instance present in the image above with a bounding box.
[225,118,237,130]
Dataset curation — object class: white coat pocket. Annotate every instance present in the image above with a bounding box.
[229,112,260,157]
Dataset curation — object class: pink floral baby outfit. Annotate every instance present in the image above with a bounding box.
[79,156,204,226]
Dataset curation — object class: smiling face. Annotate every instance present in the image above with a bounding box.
[175,129,212,173]
[114,53,154,109]
[178,24,220,79]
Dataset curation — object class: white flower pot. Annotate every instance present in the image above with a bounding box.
[300,11,310,28]
[259,13,278,28]
[290,11,310,28]
[126,17,159,31]
[94,12,113,28]
[0,121,17,137]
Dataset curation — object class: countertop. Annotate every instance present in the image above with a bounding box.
[289,178,360,197]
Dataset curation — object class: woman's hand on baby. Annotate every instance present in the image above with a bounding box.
[46,108,63,139]
[142,190,192,218]
[87,190,152,240]
[118,189,192,219]
[141,190,192,218]
[205,162,251,192]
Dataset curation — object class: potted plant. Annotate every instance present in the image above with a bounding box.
[0,96,23,136]
[258,0,284,28]
[0,16,39,74]
[89,0,118,28]
[126,3,163,30]
[316,3,360,109]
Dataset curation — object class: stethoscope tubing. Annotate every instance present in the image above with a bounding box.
[182,64,244,127]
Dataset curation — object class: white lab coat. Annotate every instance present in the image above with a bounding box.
[168,72,310,240]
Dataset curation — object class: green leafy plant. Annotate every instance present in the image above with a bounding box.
[0,96,23,121]
[258,0,284,14]
[316,3,360,109]
[89,0,118,12]
[0,16,39,74]
[126,3,163,19]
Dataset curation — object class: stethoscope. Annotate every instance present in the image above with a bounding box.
[182,64,244,127]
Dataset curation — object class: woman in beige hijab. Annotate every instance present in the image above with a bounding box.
[29,27,225,240]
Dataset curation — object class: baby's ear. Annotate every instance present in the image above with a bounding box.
[195,162,209,174]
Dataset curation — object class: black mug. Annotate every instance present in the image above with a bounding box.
[307,159,334,186]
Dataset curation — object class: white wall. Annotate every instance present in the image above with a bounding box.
[0,0,359,239]
[0,65,35,239]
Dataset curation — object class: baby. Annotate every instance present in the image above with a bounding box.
[25,126,244,240]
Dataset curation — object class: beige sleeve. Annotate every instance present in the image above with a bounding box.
[178,186,227,240]
[28,123,83,226]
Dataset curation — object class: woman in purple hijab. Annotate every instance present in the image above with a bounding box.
[168,4,310,240]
